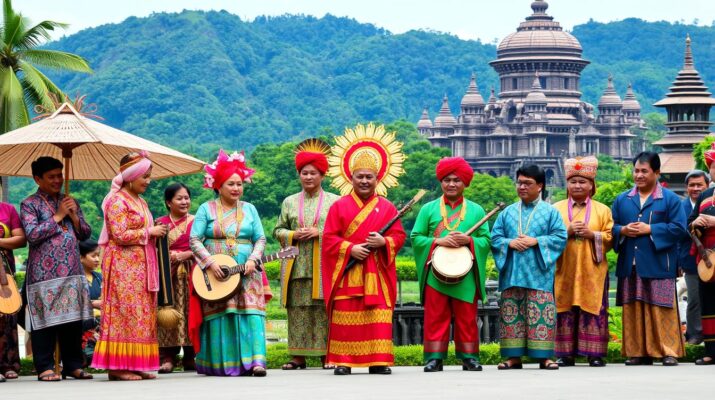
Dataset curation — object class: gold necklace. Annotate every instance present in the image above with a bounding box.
[217,199,243,254]
[168,213,188,235]
[439,196,466,231]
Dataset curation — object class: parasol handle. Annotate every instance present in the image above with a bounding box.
[62,148,72,195]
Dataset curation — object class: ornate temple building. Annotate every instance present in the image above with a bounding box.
[654,35,715,193]
[418,0,644,186]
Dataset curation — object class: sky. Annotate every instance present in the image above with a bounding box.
[19,0,715,43]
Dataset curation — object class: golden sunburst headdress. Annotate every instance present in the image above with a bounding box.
[327,123,406,196]
[294,138,331,174]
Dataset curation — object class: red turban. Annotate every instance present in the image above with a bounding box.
[295,151,328,174]
[436,157,474,187]
[204,150,255,190]
[705,142,715,168]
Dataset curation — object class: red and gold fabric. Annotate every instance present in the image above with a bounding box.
[321,193,406,367]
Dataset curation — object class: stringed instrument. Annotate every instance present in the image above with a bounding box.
[0,251,21,315]
[430,202,506,284]
[691,232,715,283]
[192,247,298,302]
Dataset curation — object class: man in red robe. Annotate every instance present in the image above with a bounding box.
[322,153,406,375]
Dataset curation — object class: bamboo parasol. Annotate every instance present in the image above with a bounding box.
[0,100,205,373]
[0,102,205,192]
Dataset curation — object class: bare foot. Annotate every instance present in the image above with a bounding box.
[136,371,157,380]
[108,370,142,381]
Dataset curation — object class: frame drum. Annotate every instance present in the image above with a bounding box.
[430,245,472,284]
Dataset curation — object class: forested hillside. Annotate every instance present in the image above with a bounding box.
[42,11,714,158]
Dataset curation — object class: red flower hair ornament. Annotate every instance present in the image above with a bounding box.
[203,149,255,189]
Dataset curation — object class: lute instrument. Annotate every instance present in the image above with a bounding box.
[0,251,21,315]
[430,202,506,284]
[344,190,426,272]
[192,247,298,302]
[690,232,715,283]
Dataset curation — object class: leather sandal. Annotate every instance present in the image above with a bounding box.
[497,358,523,370]
[281,360,307,370]
[539,359,559,370]
[695,356,714,365]
[662,356,678,366]
[334,366,351,375]
[158,360,174,374]
[3,370,18,379]
[62,369,93,380]
[37,371,61,382]
[252,367,267,377]
[321,356,336,369]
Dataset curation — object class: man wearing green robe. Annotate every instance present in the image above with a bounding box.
[411,157,491,372]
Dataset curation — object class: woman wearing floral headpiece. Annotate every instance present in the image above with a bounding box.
[189,150,272,377]
[92,152,169,381]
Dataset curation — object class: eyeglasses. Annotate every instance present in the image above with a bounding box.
[515,181,536,188]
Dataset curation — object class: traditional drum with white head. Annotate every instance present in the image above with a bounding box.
[429,202,506,285]
[431,246,473,284]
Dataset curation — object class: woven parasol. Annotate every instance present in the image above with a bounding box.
[0,101,205,192]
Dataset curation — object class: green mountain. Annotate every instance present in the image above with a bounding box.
[45,11,714,158]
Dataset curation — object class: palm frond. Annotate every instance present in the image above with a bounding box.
[17,60,53,108]
[2,3,27,49]
[18,20,68,49]
[19,49,92,73]
[0,64,30,133]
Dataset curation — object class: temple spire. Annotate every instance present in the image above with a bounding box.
[684,34,694,70]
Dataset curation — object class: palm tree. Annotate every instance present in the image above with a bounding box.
[0,0,92,201]
[0,0,92,133]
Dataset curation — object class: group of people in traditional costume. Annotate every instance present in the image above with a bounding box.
[2,123,715,383]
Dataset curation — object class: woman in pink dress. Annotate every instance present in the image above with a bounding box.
[91,152,168,381]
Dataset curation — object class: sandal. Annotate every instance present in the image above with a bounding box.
[62,369,94,379]
[695,356,714,365]
[281,360,307,370]
[252,367,267,377]
[158,361,174,374]
[539,359,559,370]
[3,370,18,379]
[37,370,61,382]
[321,356,336,369]
[497,358,523,370]
[108,371,142,381]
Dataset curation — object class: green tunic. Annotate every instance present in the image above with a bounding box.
[273,189,339,356]
[410,197,491,303]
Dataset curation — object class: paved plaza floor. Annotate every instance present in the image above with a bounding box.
[2,364,711,400]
